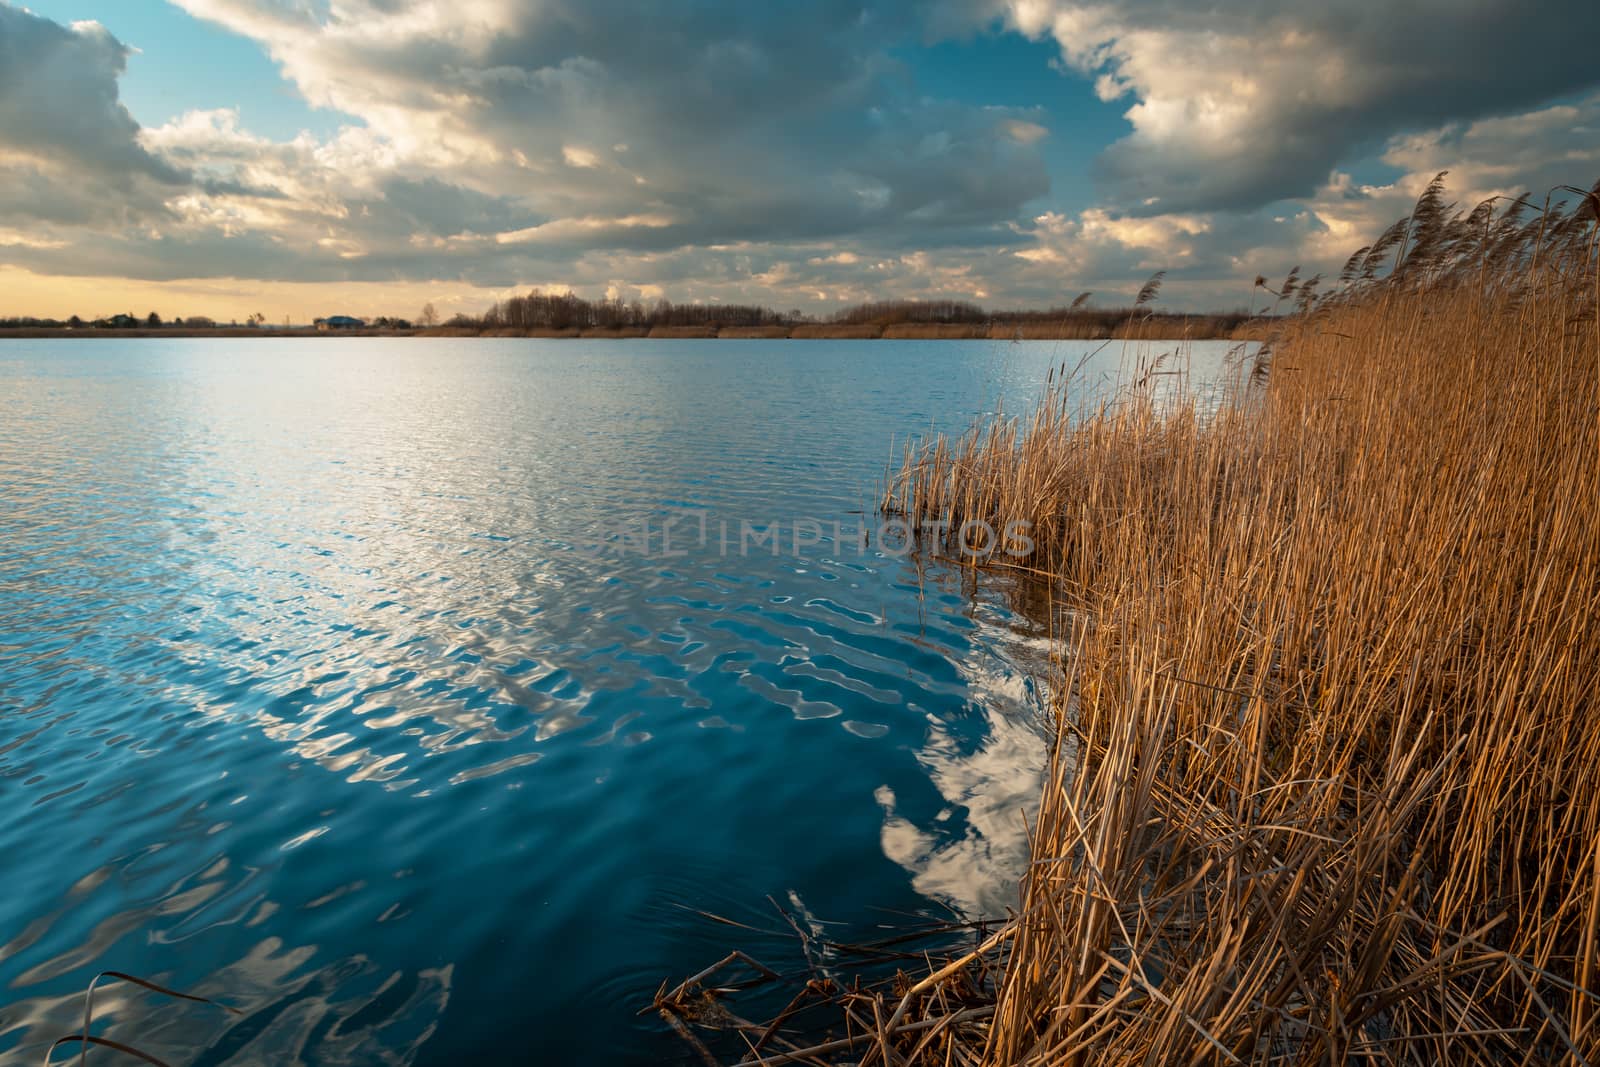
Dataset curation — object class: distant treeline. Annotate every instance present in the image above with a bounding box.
[453,291,1256,338]
[826,297,1251,336]
[3,288,1261,340]
[0,313,183,330]
[0,313,414,331]
[469,292,798,331]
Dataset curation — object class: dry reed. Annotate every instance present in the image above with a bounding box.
[660,178,1600,1064]
[871,177,1600,1064]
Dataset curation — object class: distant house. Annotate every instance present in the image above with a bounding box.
[316,315,366,331]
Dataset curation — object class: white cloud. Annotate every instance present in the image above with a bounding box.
[0,228,66,250]
[0,5,188,229]
[1000,118,1049,144]
[164,0,1052,247]
[0,0,1594,316]
[494,214,675,245]
[995,0,1600,213]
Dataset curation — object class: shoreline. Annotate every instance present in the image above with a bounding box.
[0,321,1271,342]
[659,186,1600,1064]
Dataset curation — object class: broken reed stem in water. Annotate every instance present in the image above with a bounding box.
[661,177,1600,1064]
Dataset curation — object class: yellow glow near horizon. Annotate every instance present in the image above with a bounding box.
[0,267,517,325]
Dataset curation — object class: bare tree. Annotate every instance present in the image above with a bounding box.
[419,302,440,328]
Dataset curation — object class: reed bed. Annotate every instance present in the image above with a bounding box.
[871,180,1600,1065]
[659,179,1600,1064]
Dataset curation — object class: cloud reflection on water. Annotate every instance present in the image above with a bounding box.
[876,604,1054,918]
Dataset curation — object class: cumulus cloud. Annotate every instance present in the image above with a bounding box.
[0,6,182,182]
[0,6,190,229]
[1005,89,1600,309]
[0,0,1056,299]
[165,0,1052,248]
[994,0,1600,214]
[0,0,1594,316]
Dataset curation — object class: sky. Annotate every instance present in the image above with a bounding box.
[0,0,1596,323]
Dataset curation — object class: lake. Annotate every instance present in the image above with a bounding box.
[0,338,1236,1065]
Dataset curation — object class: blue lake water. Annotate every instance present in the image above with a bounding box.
[0,338,1236,1065]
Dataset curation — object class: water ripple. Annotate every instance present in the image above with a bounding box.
[0,337,1235,1064]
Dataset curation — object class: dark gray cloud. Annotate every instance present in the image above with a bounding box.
[994,0,1600,214]
[0,5,185,183]
[170,0,1053,247]
[2,0,1054,292]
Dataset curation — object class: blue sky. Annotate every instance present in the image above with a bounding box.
[1,0,1596,320]
[19,0,342,139]
[895,31,1131,211]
